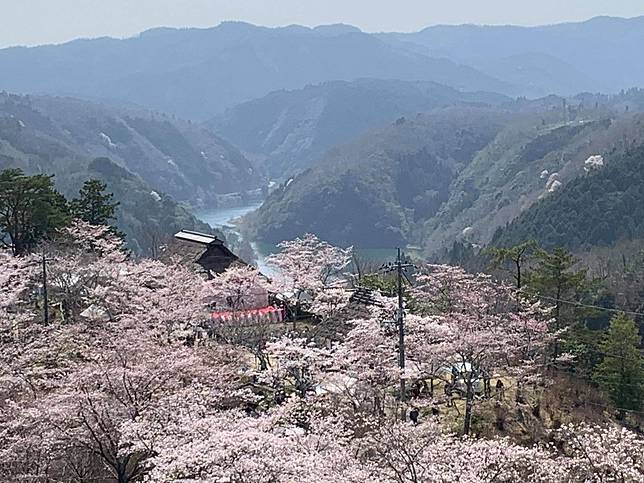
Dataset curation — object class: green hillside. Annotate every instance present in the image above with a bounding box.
[246,95,644,254]
[244,108,511,247]
[12,95,264,206]
[492,139,644,250]
[0,93,220,254]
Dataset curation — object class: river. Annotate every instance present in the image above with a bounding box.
[195,203,263,229]
[194,203,275,274]
[195,203,411,274]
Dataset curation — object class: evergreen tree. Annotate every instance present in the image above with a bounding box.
[593,313,644,414]
[527,247,589,364]
[487,240,538,289]
[0,168,69,255]
[71,179,119,226]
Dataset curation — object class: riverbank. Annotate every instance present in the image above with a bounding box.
[194,203,275,274]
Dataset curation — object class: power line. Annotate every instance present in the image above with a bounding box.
[535,294,644,319]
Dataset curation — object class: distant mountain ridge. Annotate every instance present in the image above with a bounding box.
[2,16,644,122]
[210,78,510,178]
[0,21,514,120]
[380,16,644,96]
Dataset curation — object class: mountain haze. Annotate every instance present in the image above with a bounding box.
[247,92,644,254]
[210,79,510,178]
[1,94,263,206]
[0,92,240,253]
[381,16,644,96]
[244,107,511,247]
[0,22,511,120]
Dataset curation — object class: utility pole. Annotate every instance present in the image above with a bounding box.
[381,248,414,421]
[396,248,406,421]
[42,250,49,325]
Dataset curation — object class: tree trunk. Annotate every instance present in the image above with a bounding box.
[552,284,562,368]
[463,383,474,435]
[116,466,129,483]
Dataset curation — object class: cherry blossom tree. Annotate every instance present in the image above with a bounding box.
[332,317,400,414]
[266,233,352,326]
[1,327,242,482]
[410,264,551,434]
[0,250,39,309]
[0,226,230,482]
[2,225,643,483]
[364,419,566,483]
[264,336,333,397]
[556,423,644,482]
[122,395,373,483]
[57,219,126,261]
[202,265,274,368]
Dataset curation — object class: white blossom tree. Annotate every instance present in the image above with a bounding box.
[266,233,352,327]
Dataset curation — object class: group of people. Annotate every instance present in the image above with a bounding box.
[407,379,506,424]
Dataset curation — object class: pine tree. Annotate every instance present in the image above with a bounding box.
[487,240,538,289]
[71,179,119,226]
[593,313,644,414]
[0,168,70,255]
[527,248,589,359]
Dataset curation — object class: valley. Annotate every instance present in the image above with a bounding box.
[2,8,644,483]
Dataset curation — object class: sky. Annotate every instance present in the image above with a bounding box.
[2,0,644,48]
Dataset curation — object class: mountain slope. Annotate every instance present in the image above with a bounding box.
[246,95,644,253]
[244,108,511,247]
[0,22,513,120]
[210,79,510,178]
[492,125,644,251]
[0,94,263,207]
[0,92,217,254]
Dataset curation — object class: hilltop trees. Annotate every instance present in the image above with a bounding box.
[0,169,124,256]
[526,247,588,364]
[0,168,69,255]
[487,240,538,289]
[1,225,643,482]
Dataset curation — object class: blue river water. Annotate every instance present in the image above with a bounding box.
[194,203,275,274]
[194,203,404,273]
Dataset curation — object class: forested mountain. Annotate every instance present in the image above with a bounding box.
[244,108,512,247]
[3,11,644,482]
[0,22,512,120]
[0,92,223,253]
[493,127,644,251]
[381,16,644,97]
[0,94,263,206]
[246,94,644,253]
[210,79,510,178]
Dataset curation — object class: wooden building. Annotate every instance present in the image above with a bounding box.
[172,230,284,325]
[173,230,243,277]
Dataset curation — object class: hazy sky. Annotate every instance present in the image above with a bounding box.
[2,0,644,48]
